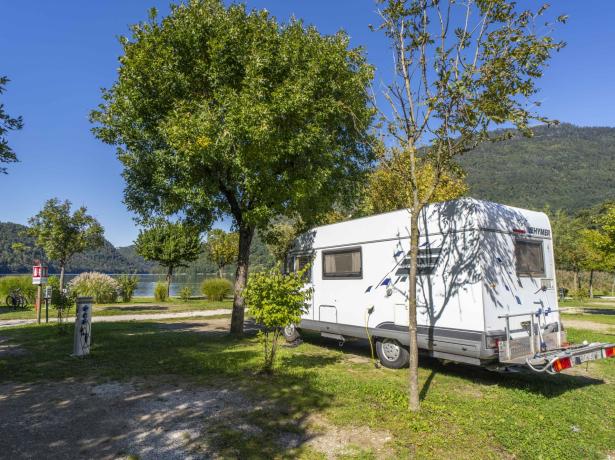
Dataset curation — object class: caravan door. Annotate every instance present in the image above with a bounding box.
[290,253,315,319]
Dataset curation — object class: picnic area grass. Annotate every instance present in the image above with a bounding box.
[0,296,232,321]
[0,320,613,459]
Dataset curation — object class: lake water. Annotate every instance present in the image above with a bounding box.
[61,273,227,298]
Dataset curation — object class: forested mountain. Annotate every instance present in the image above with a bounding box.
[0,222,152,274]
[1,221,275,275]
[460,124,615,212]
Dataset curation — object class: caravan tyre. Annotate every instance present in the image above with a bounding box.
[282,324,300,342]
[376,339,409,369]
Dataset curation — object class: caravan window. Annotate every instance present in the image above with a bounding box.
[515,240,545,277]
[322,247,362,279]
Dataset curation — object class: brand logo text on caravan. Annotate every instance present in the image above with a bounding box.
[528,227,550,237]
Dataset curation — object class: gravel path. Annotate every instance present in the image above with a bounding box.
[0,309,232,328]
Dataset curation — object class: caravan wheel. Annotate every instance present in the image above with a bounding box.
[282,324,300,342]
[376,339,409,369]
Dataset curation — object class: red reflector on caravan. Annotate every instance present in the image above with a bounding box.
[512,228,526,234]
[605,346,615,358]
[552,357,572,373]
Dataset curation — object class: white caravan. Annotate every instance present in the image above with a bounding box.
[283,198,615,372]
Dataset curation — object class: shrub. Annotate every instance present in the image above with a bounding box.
[154,281,168,302]
[201,278,233,301]
[243,267,311,373]
[179,286,192,302]
[47,275,75,310]
[68,272,119,303]
[570,288,589,300]
[117,273,139,302]
[0,275,37,303]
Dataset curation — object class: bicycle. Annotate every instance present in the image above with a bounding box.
[5,288,30,308]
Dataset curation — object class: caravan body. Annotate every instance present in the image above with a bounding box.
[287,198,562,367]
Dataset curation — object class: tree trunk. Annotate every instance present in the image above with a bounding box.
[407,207,421,412]
[59,264,66,291]
[573,270,579,291]
[230,224,254,335]
[589,269,594,299]
[218,267,224,279]
[166,266,173,298]
[611,273,615,297]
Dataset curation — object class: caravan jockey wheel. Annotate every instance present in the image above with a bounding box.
[282,324,300,342]
[376,339,409,369]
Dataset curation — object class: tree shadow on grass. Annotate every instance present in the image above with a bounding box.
[299,333,606,398]
[99,305,169,312]
[0,320,337,459]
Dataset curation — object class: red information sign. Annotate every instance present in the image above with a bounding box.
[32,264,48,285]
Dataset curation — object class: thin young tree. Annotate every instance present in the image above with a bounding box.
[91,0,375,334]
[135,221,202,296]
[204,229,238,278]
[376,0,565,411]
[0,76,23,174]
[27,198,105,289]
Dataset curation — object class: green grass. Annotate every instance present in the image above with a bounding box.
[562,313,615,326]
[0,321,613,459]
[559,298,615,311]
[0,297,232,320]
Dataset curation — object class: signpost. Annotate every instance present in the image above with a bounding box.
[32,263,48,324]
[73,297,92,357]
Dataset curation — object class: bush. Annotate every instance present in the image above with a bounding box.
[68,272,119,303]
[201,278,233,301]
[179,286,192,302]
[570,288,590,300]
[117,273,139,302]
[0,275,37,303]
[154,281,168,302]
[243,267,311,373]
[47,275,75,310]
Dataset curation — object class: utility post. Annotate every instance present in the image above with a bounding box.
[32,262,48,324]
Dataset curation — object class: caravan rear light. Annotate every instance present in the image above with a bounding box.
[605,346,615,358]
[552,357,572,373]
[512,228,526,234]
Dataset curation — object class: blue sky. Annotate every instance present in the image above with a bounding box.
[1,0,614,246]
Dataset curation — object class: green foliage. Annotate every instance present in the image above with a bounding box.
[135,220,202,296]
[179,286,192,302]
[154,281,168,302]
[27,198,105,286]
[569,287,590,300]
[201,278,232,301]
[243,267,311,372]
[46,275,75,310]
[0,76,23,174]
[117,273,139,302]
[0,275,36,300]
[204,230,238,277]
[91,0,374,229]
[261,219,303,264]
[68,272,119,303]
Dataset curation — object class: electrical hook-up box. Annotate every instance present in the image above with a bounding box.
[73,296,93,357]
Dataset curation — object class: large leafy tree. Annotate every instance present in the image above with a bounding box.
[204,229,238,278]
[0,76,23,174]
[27,199,105,289]
[377,0,565,410]
[91,0,375,333]
[135,221,202,296]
